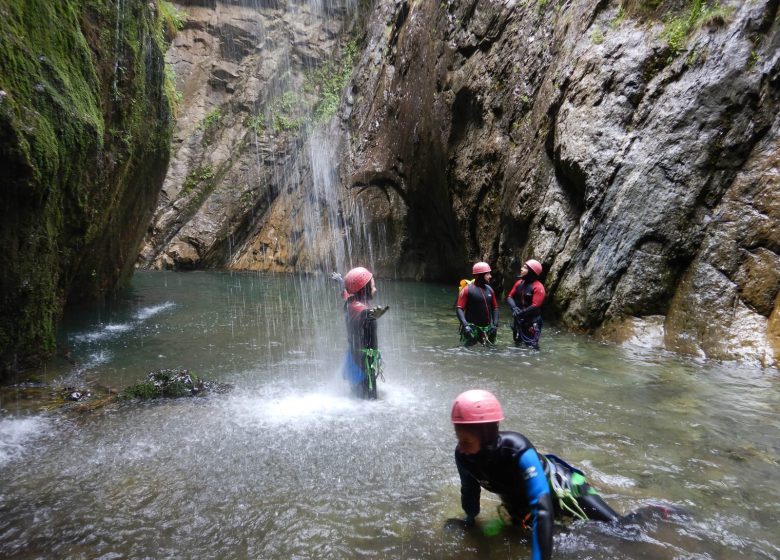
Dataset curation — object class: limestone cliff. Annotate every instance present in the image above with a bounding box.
[142,0,778,367]
[0,0,173,375]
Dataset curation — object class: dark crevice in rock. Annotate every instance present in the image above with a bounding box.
[448,87,484,147]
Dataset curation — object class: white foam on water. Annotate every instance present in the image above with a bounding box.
[104,323,132,333]
[0,416,50,466]
[134,301,175,321]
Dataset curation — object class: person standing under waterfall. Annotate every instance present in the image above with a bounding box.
[331,267,388,399]
[456,262,499,346]
[507,259,545,349]
[449,389,622,560]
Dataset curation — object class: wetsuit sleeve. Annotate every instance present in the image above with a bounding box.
[455,452,481,520]
[507,281,521,311]
[531,283,545,308]
[456,286,468,309]
[518,449,553,560]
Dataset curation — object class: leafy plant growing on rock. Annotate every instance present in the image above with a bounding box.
[661,0,730,59]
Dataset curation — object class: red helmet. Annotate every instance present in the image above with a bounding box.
[525,259,542,276]
[451,389,505,424]
[344,266,373,295]
[472,262,491,275]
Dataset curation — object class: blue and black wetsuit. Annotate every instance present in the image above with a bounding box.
[456,432,554,560]
[456,431,621,560]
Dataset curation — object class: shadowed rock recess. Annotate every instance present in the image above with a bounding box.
[142,0,778,366]
[0,0,174,376]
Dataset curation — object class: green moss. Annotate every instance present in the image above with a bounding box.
[159,0,186,40]
[0,0,174,377]
[591,28,605,44]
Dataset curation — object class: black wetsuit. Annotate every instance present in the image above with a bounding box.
[456,431,620,560]
[456,281,499,345]
[344,299,379,399]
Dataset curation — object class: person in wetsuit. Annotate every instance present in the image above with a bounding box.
[451,389,621,560]
[337,267,387,399]
[456,262,499,346]
[507,259,545,349]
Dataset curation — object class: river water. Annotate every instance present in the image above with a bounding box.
[0,271,777,559]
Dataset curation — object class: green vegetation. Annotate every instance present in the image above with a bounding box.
[270,91,305,132]
[199,107,222,131]
[119,369,232,400]
[591,28,605,44]
[305,40,359,123]
[159,0,186,39]
[120,369,203,399]
[181,165,215,197]
[246,114,265,135]
[199,107,222,145]
[164,65,183,118]
[661,0,730,58]
[0,0,174,377]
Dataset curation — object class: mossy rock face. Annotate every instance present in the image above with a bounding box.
[0,1,174,377]
[120,369,233,400]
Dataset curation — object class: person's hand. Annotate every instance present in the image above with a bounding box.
[488,325,498,337]
[330,272,342,282]
[463,325,474,339]
[368,305,389,319]
[512,307,522,318]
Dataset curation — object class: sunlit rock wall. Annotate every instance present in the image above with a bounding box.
[138,0,367,273]
[344,0,778,366]
[0,0,173,375]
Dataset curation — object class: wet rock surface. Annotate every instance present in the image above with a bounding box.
[141,0,779,366]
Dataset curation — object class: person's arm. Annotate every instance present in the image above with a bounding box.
[456,453,481,525]
[515,284,545,319]
[490,290,499,329]
[518,449,554,560]
[330,272,348,300]
[455,288,472,333]
[507,281,520,314]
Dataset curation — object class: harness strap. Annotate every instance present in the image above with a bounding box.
[361,348,384,389]
[544,455,590,521]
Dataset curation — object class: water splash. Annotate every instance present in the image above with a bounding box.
[0,416,51,466]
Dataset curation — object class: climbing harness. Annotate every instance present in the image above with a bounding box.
[513,318,542,349]
[361,348,384,391]
[544,454,595,521]
[460,323,496,346]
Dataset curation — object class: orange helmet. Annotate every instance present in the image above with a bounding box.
[344,267,373,295]
[451,389,505,424]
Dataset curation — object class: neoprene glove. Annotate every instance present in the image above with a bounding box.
[512,307,522,318]
[463,325,474,338]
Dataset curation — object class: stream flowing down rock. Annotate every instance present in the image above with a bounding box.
[140,0,779,367]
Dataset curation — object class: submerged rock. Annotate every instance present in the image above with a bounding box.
[120,368,233,400]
